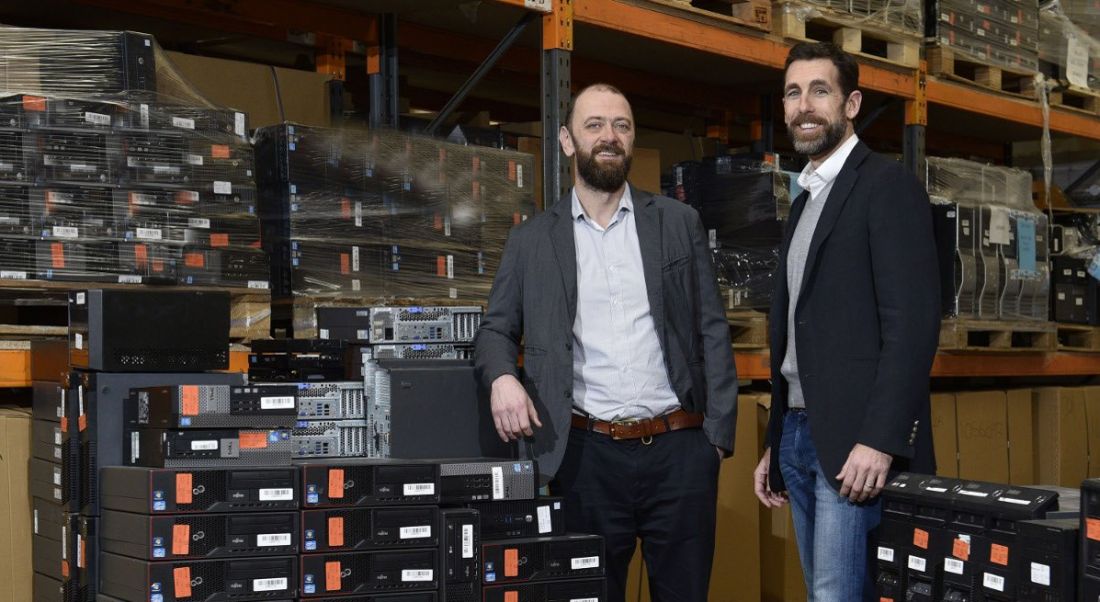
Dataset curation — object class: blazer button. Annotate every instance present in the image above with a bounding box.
[565,342,573,351]
[564,390,572,399]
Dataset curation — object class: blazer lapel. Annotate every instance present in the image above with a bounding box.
[549,195,578,323]
[796,142,870,308]
[632,187,666,342]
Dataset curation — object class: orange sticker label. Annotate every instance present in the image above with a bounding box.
[184,253,205,268]
[341,198,352,219]
[328,516,345,547]
[61,559,69,578]
[23,95,46,111]
[180,386,199,416]
[340,253,350,275]
[472,181,481,201]
[504,548,519,577]
[504,592,518,602]
[176,473,193,505]
[433,213,443,231]
[437,256,447,277]
[79,536,86,568]
[990,543,1009,566]
[239,432,268,449]
[472,156,480,173]
[174,566,192,598]
[210,233,229,248]
[152,259,165,273]
[60,419,67,434]
[880,598,894,602]
[134,244,148,267]
[51,242,65,269]
[78,414,87,432]
[508,160,517,181]
[1088,518,1100,541]
[328,469,345,499]
[172,523,191,556]
[912,528,929,550]
[952,538,970,561]
[326,560,342,591]
[210,144,230,159]
[513,212,521,225]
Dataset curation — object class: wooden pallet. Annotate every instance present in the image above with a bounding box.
[773,1,920,68]
[639,0,772,32]
[727,309,769,350]
[0,280,270,342]
[938,318,1055,352]
[1049,86,1100,117]
[1056,323,1100,352]
[927,46,1039,98]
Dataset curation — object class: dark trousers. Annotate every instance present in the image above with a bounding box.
[549,426,720,602]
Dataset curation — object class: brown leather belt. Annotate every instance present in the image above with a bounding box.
[571,409,704,442]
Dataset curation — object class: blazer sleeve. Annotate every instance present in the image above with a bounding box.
[857,165,941,458]
[690,211,739,455]
[474,225,526,390]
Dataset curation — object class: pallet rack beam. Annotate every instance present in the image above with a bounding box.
[542,0,574,207]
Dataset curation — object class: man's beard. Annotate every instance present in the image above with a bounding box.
[787,113,847,158]
[575,141,632,193]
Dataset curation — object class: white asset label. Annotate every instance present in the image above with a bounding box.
[172,116,196,130]
[257,533,291,547]
[399,526,432,540]
[235,112,246,137]
[491,466,504,500]
[258,488,294,501]
[84,112,111,126]
[213,181,232,195]
[944,558,965,575]
[248,280,269,290]
[877,546,895,563]
[570,599,599,602]
[260,397,295,410]
[53,226,79,239]
[136,228,162,241]
[537,505,552,534]
[188,218,211,229]
[402,570,433,582]
[524,0,551,10]
[461,524,473,559]
[983,573,1005,592]
[1030,562,1051,586]
[404,483,435,496]
[191,440,219,451]
[908,556,927,573]
[253,578,287,592]
[0,271,27,279]
[572,556,600,570]
[118,275,142,284]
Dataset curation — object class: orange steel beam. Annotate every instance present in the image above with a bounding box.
[0,350,30,388]
[572,0,915,98]
[927,77,1100,141]
[316,34,351,80]
[906,60,928,126]
[544,0,574,51]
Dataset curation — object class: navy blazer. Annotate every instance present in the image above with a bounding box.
[475,185,738,483]
[766,142,941,493]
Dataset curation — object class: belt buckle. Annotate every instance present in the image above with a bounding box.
[610,418,654,445]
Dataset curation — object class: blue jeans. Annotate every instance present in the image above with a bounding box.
[778,410,881,602]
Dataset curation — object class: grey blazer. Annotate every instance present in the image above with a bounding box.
[474,185,738,482]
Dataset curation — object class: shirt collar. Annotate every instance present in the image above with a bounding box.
[797,134,860,196]
[571,186,634,222]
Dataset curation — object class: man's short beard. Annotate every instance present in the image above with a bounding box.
[575,141,632,193]
[788,115,847,158]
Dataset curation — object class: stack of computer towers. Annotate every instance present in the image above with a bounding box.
[874,473,1069,601]
[316,305,481,360]
[290,380,371,460]
[30,289,240,602]
[1083,479,1100,600]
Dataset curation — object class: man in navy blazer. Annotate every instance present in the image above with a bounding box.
[753,42,941,600]
[476,83,737,601]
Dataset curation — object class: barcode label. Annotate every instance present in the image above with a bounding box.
[131,193,157,206]
[253,577,287,592]
[136,228,162,241]
[537,505,552,534]
[517,164,524,188]
[85,112,111,126]
[352,246,360,272]
[248,280,269,290]
[877,547,894,562]
[461,524,473,559]
[130,431,139,463]
[188,154,204,166]
[257,533,291,547]
[260,397,295,410]
[188,218,211,229]
[908,556,927,573]
[571,556,600,570]
[354,201,363,227]
[53,470,61,485]
[213,181,232,195]
[404,483,435,496]
[446,255,454,279]
[983,573,1005,592]
[191,440,218,451]
[570,599,599,602]
[0,271,27,279]
[491,466,504,500]
[172,117,196,130]
[75,333,83,350]
[402,569,433,582]
[945,558,964,575]
[1030,562,1051,586]
[53,226,78,238]
[235,112,246,137]
[259,488,294,501]
[399,526,431,539]
[119,275,142,284]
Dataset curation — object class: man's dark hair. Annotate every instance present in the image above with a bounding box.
[784,42,860,99]
[562,82,627,132]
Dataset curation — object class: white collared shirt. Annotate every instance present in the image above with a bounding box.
[782,134,860,409]
[570,187,680,421]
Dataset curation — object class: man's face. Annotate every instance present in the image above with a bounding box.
[782,58,861,159]
[559,89,635,193]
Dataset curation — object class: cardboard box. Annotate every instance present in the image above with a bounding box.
[164,51,333,129]
[1085,387,1100,478]
[1033,387,1089,487]
[0,407,33,602]
[955,391,1010,483]
[1006,388,1035,485]
[626,392,765,602]
[930,392,959,478]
